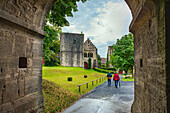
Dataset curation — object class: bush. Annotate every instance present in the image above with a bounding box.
[106,61,109,68]
[101,64,106,68]
[94,67,115,74]
[101,67,116,71]
[67,77,72,81]
[84,75,87,78]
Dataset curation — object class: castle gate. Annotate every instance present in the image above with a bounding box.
[0,0,169,112]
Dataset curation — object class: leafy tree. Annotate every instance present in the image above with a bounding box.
[106,53,109,68]
[43,25,61,61]
[110,33,134,76]
[97,54,101,68]
[43,0,87,65]
[44,39,60,66]
[106,61,109,68]
[46,0,87,27]
[88,58,91,69]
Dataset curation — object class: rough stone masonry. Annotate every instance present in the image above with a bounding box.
[0,0,169,113]
[60,33,84,67]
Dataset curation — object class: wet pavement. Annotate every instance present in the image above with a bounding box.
[63,76,134,113]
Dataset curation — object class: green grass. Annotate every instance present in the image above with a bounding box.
[42,66,107,112]
[122,76,134,81]
[42,79,80,113]
[42,66,106,94]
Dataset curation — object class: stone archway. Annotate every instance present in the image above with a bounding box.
[0,0,169,112]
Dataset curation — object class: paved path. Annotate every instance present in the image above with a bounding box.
[63,76,134,113]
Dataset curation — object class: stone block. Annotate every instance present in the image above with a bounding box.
[18,78,25,97]
[14,92,44,113]
[25,76,41,95]
[0,29,14,57]
[0,79,2,105]
[32,41,43,58]
[2,79,19,103]
[13,33,27,57]
[26,38,33,58]
[1,101,15,113]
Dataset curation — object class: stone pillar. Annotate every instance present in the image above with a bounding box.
[131,0,168,113]
[165,1,170,113]
[0,0,56,112]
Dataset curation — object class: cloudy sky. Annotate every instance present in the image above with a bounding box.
[62,0,132,58]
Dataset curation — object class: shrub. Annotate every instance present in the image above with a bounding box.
[101,64,105,68]
[67,77,73,81]
[94,67,115,74]
[84,75,87,78]
[101,67,116,71]
[106,61,109,68]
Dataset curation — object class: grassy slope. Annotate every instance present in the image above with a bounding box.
[42,66,107,112]
[42,79,80,113]
[42,66,106,94]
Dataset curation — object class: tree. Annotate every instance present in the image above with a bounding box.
[110,33,134,76]
[97,54,101,68]
[88,58,91,69]
[106,53,109,68]
[43,25,61,61]
[46,0,87,27]
[44,39,60,66]
[43,0,87,65]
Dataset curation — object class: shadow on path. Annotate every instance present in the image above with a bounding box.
[63,76,134,113]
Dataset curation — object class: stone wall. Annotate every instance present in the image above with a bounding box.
[165,1,170,112]
[131,0,168,113]
[0,15,44,113]
[0,0,57,112]
[0,0,170,112]
[60,33,84,67]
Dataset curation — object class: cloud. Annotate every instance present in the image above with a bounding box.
[62,0,132,58]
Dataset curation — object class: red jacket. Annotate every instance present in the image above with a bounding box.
[113,73,120,81]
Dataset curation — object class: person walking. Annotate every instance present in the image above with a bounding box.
[113,72,120,88]
[107,72,112,86]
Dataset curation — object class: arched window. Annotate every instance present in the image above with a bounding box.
[84,52,87,57]
[89,53,93,57]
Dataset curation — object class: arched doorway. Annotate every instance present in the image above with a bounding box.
[84,62,88,69]
[0,0,169,113]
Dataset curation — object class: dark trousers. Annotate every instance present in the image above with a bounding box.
[108,79,111,86]
[115,80,119,87]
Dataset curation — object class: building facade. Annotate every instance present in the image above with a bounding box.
[84,38,99,69]
[60,33,84,67]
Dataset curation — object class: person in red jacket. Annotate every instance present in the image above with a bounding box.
[113,72,120,88]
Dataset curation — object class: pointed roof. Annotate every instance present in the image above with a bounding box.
[84,38,97,50]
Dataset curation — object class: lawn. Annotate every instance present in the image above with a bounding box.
[42,66,107,112]
[121,76,134,81]
[42,66,107,94]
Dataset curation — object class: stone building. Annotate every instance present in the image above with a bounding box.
[107,46,114,68]
[0,0,170,113]
[60,33,84,67]
[84,38,99,69]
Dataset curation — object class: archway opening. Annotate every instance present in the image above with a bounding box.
[0,0,168,113]
[42,0,134,112]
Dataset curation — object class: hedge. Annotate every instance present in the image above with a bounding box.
[94,67,115,74]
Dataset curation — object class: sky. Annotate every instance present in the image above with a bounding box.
[62,0,132,58]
